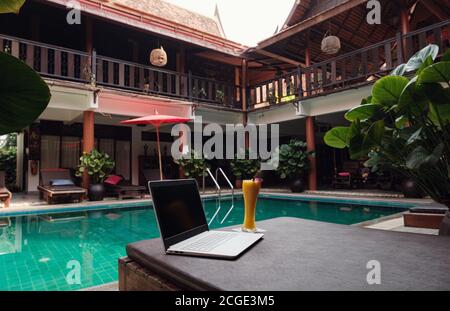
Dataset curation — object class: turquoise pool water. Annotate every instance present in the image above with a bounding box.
[0,196,407,291]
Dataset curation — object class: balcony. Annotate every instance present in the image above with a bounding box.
[0,34,242,110]
[249,20,450,110]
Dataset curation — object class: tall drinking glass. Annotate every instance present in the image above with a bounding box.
[242,179,261,232]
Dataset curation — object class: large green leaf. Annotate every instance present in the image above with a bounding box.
[0,52,51,135]
[398,76,428,114]
[422,83,450,106]
[372,76,409,106]
[405,44,439,72]
[0,0,25,13]
[419,62,450,84]
[391,64,407,76]
[324,127,349,149]
[429,103,450,125]
[442,49,450,62]
[345,104,382,121]
[406,144,445,170]
[363,120,384,150]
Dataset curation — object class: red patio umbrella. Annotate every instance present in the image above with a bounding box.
[121,113,192,180]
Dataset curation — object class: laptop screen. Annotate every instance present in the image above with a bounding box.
[149,179,208,248]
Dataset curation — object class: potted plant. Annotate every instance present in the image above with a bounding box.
[324,45,450,233]
[174,150,210,182]
[267,86,277,104]
[275,139,313,192]
[76,149,115,201]
[215,89,225,104]
[230,150,260,188]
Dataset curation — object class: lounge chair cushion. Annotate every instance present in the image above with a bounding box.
[338,172,351,177]
[105,175,123,185]
[409,206,448,215]
[50,179,75,187]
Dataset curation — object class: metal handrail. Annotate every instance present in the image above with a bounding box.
[204,168,222,226]
[215,168,235,224]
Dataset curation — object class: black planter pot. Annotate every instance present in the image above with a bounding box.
[401,179,424,199]
[291,179,305,193]
[88,183,105,201]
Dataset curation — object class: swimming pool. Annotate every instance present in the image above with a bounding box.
[0,195,409,291]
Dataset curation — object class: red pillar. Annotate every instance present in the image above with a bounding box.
[82,111,95,188]
[304,33,317,190]
[306,116,317,191]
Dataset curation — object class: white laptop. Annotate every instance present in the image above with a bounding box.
[149,179,264,259]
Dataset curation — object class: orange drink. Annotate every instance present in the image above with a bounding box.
[242,179,261,232]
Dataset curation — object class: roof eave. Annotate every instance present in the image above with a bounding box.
[43,0,246,56]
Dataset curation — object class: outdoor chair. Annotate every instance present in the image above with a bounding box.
[37,169,86,204]
[104,175,146,200]
[332,161,362,189]
[0,171,12,208]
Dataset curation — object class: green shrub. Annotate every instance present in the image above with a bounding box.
[230,150,260,180]
[174,150,210,179]
[276,139,313,180]
[75,149,115,184]
[0,146,17,187]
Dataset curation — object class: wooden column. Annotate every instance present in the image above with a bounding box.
[306,116,317,191]
[86,16,93,53]
[241,59,249,148]
[30,15,40,41]
[305,32,317,190]
[82,111,95,188]
[400,2,411,57]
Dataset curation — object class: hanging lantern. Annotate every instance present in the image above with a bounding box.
[321,32,341,55]
[150,46,168,67]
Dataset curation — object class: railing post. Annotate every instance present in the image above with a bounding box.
[91,49,97,86]
[297,66,302,99]
[396,32,404,65]
[188,70,193,102]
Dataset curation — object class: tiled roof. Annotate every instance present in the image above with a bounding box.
[112,0,224,37]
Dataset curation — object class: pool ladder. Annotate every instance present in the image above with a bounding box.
[202,167,235,225]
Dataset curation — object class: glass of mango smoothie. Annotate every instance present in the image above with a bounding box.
[242,179,262,232]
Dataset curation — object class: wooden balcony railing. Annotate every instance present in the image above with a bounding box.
[0,34,241,109]
[249,19,450,110]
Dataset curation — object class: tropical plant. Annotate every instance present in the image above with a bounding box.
[324,44,450,207]
[192,87,207,98]
[267,86,277,104]
[75,149,115,184]
[0,0,26,14]
[230,150,260,180]
[174,150,210,179]
[0,146,17,188]
[0,1,51,136]
[275,139,313,180]
[215,89,225,103]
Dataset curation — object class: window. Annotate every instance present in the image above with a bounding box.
[115,140,130,180]
[99,139,115,160]
[61,137,81,169]
[40,135,60,169]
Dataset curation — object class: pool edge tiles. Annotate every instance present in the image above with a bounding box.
[0,192,416,218]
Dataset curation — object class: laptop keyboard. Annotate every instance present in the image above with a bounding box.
[182,232,236,252]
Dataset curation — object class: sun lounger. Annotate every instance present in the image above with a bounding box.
[104,175,146,200]
[37,169,86,204]
[0,171,12,208]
